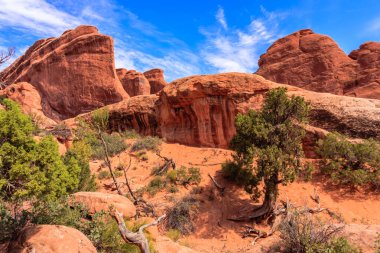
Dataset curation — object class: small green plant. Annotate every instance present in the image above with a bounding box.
[146,176,166,196]
[98,170,111,180]
[376,233,380,253]
[167,185,179,193]
[317,133,380,188]
[114,170,123,178]
[166,229,181,242]
[90,133,128,160]
[166,196,199,235]
[131,136,161,152]
[121,130,140,139]
[136,150,149,161]
[167,166,201,186]
[300,162,315,182]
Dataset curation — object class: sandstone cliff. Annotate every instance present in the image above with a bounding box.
[116,68,151,97]
[144,68,167,94]
[256,29,380,99]
[0,25,128,120]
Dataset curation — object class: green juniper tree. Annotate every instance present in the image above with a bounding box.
[0,99,80,201]
[224,87,309,219]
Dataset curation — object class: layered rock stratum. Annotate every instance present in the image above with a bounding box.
[256,29,380,99]
[0,25,128,120]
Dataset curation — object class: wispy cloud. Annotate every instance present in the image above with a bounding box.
[0,0,81,36]
[368,17,380,32]
[216,7,228,30]
[200,6,285,73]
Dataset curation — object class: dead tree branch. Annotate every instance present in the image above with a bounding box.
[97,127,122,195]
[0,47,14,66]
[112,209,166,253]
[208,173,225,194]
[154,151,175,175]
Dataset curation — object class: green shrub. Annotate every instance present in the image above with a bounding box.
[146,176,166,196]
[279,210,361,253]
[0,202,29,243]
[376,233,380,253]
[131,136,161,152]
[121,129,140,139]
[0,99,80,201]
[167,166,201,186]
[166,228,181,242]
[65,140,97,191]
[166,196,199,235]
[317,133,380,188]
[98,170,111,180]
[91,108,109,131]
[114,170,123,178]
[90,133,128,160]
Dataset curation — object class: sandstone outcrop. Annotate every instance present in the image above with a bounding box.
[8,225,96,253]
[156,73,380,148]
[0,82,56,127]
[256,29,380,99]
[107,94,159,136]
[0,25,128,120]
[144,68,167,94]
[72,191,136,218]
[116,68,151,96]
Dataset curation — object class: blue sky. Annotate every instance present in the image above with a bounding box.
[1,0,380,81]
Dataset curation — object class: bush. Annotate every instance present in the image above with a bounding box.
[166,228,181,242]
[279,210,361,253]
[98,170,111,180]
[0,99,80,201]
[65,140,97,191]
[121,130,140,139]
[0,202,29,243]
[317,133,380,188]
[146,176,166,196]
[166,196,199,235]
[166,166,201,186]
[131,136,161,152]
[90,133,128,160]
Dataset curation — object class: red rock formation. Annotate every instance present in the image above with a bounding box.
[347,42,380,99]
[157,73,380,148]
[116,68,151,96]
[143,68,167,94]
[8,225,96,253]
[0,25,128,120]
[256,29,380,99]
[107,94,159,136]
[0,82,56,127]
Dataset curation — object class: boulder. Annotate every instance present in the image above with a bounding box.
[72,191,136,218]
[144,68,167,94]
[341,224,380,253]
[8,225,96,253]
[0,25,128,120]
[256,29,380,99]
[0,82,56,127]
[116,68,151,97]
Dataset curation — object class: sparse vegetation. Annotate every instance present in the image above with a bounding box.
[90,133,129,160]
[131,136,161,152]
[167,166,201,186]
[146,176,166,195]
[98,170,111,180]
[317,133,380,188]
[279,210,361,253]
[165,196,199,235]
[121,129,141,139]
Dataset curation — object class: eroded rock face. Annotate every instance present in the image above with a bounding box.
[144,68,167,94]
[116,68,151,97]
[0,82,56,127]
[157,73,380,148]
[256,29,380,99]
[8,225,96,253]
[0,25,128,120]
[107,94,159,136]
[72,191,136,218]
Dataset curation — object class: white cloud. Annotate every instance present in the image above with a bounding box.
[0,0,81,36]
[216,7,228,30]
[200,7,283,73]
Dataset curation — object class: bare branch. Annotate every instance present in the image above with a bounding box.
[208,173,225,194]
[0,47,15,66]
[112,209,166,253]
